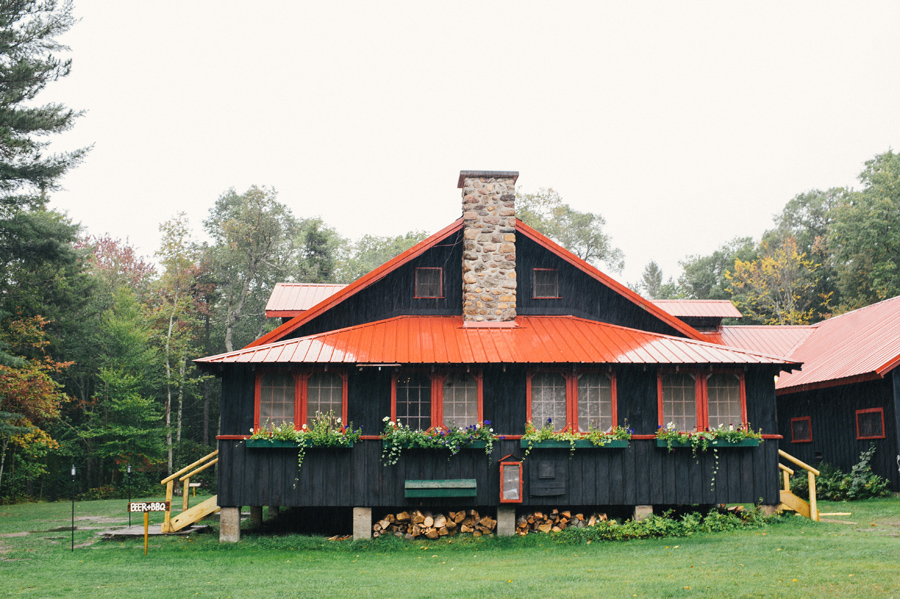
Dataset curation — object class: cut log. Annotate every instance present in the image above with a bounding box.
[424,516,434,528]
[397,511,410,522]
[433,515,447,528]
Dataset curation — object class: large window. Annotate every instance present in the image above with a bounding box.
[657,370,746,432]
[254,369,348,429]
[856,408,885,440]
[392,370,483,430]
[527,369,616,432]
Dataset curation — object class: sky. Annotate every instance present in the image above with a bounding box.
[44,1,900,286]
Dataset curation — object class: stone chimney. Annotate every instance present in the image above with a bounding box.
[458,170,519,323]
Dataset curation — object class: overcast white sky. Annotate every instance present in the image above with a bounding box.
[44,1,900,286]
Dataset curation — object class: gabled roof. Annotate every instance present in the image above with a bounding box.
[652,299,742,319]
[245,218,706,349]
[265,283,348,317]
[702,325,815,358]
[196,315,800,368]
[776,296,900,394]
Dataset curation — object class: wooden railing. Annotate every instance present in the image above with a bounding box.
[778,449,820,521]
[160,450,219,533]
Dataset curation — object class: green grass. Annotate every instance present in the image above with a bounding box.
[1,496,899,598]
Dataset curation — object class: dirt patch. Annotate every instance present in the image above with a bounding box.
[0,532,29,538]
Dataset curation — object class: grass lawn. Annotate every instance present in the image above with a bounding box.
[1,495,898,598]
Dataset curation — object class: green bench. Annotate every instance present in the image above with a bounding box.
[404,479,477,498]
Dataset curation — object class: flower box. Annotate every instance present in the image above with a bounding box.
[520,439,629,449]
[246,439,354,449]
[382,440,487,450]
[655,438,759,450]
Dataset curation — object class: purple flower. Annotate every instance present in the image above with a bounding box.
[484,420,491,426]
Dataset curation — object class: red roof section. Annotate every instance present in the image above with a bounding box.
[776,296,900,393]
[265,283,348,317]
[702,325,815,359]
[246,218,706,349]
[196,315,800,368]
[652,299,742,319]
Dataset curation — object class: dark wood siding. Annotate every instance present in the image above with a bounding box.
[516,235,687,337]
[286,232,464,339]
[776,375,900,491]
[217,364,781,507]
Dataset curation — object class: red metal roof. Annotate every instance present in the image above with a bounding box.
[246,219,706,349]
[702,325,815,359]
[776,296,900,393]
[652,300,742,319]
[197,315,799,368]
[265,283,348,317]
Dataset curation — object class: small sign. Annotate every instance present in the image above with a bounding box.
[128,502,169,513]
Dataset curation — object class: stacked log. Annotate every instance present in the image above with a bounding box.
[372,509,496,539]
[515,509,608,536]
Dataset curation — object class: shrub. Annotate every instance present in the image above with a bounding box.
[790,443,891,501]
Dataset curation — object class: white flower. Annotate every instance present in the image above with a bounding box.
[383,416,390,422]
[489,428,494,433]
[302,424,308,430]
[389,421,395,427]
[337,418,342,423]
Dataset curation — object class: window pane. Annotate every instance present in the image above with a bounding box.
[791,418,811,442]
[577,373,613,432]
[443,373,478,429]
[532,372,567,431]
[857,410,884,438]
[501,464,521,501]
[396,374,431,430]
[307,372,343,422]
[259,372,295,427]
[707,373,742,428]
[533,269,558,298]
[415,268,442,298]
[662,373,696,431]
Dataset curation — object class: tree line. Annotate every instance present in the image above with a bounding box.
[635,150,900,325]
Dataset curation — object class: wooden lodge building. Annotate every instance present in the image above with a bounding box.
[196,171,802,542]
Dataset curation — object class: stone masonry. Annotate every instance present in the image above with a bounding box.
[458,170,519,323]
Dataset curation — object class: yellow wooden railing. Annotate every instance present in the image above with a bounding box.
[777,449,820,521]
[160,450,219,533]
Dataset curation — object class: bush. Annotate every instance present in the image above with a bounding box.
[790,443,891,501]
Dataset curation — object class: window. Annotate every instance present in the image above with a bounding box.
[657,369,746,432]
[500,460,523,503]
[527,369,617,432]
[856,408,885,440]
[254,369,348,429]
[791,416,812,443]
[533,268,559,298]
[391,370,483,430]
[415,267,443,298]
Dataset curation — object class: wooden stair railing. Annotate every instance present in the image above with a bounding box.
[160,450,219,533]
[777,449,820,521]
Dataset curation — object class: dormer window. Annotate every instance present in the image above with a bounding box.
[415,267,443,298]
[533,268,559,299]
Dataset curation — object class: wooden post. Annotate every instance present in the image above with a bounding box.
[807,471,818,522]
[144,512,149,555]
[182,478,190,512]
[163,481,174,533]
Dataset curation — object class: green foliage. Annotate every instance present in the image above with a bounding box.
[380,417,495,466]
[679,236,757,301]
[336,230,428,283]
[521,419,633,458]
[517,188,624,273]
[295,217,344,283]
[250,411,361,471]
[790,443,891,501]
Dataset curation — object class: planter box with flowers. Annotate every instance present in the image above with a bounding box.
[247,412,361,471]
[655,423,763,454]
[521,420,633,457]
[380,418,496,466]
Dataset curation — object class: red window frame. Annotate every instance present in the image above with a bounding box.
[532,268,560,299]
[499,460,523,504]
[790,416,812,443]
[254,368,348,430]
[856,408,885,440]
[656,369,747,432]
[414,267,443,299]
[526,368,618,432]
[390,369,483,429]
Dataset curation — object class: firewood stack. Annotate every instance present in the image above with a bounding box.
[372,509,497,539]
[515,509,608,535]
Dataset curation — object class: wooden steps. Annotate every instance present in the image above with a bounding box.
[778,489,814,519]
[167,495,220,532]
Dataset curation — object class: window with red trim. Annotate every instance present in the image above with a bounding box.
[415,267,443,298]
[790,416,812,443]
[392,370,483,430]
[527,369,617,432]
[657,369,747,432]
[856,408,885,440]
[500,461,523,503]
[533,268,559,298]
[254,369,348,430]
